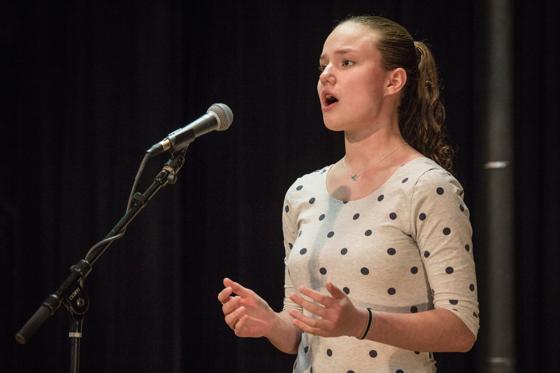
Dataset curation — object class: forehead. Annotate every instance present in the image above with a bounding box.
[321,22,380,58]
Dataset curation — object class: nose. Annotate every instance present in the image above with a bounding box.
[319,64,335,85]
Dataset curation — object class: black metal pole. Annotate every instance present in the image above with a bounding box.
[69,317,83,373]
[476,0,515,372]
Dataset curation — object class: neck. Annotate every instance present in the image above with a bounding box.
[343,117,405,171]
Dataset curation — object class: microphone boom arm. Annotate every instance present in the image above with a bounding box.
[15,149,187,372]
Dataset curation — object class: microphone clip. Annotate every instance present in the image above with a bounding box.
[162,148,187,185]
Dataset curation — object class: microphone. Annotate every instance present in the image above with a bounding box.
[147,103,233,157]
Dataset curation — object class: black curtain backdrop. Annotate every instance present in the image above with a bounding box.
[1,1,558,372]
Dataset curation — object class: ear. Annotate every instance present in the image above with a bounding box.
[384,67,407,96]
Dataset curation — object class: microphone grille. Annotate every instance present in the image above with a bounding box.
[208,103,233,131]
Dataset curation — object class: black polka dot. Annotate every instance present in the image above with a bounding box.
[319,267,327,275]
[436,187,444,195]
[296,185,303,191]
[353,213,360,220]
[365,229,373,236]
[449,299,459,305]
[299,248,307,255]
[387,247,396,255]
[347,371,355,373]
[473,312,478,318]
[414,351,420,355]
[327,231,334,238]
[423,251,431,258]
[288,243,293,250]
[396,369,404,373]
[377,194,384,201]
[419,212,426,221]
[284,205,289,213]
[388,287,396,295]
[402,177,409,183]
[304,346,309,353]
[343,200,348,204]
[369,350,378,358]
[343,287,350,294]
[446,266,454,274]
[360,267,370,275]
[469,283,475,291]
[326,348,332,356]
[465,244,471,252]
[443,227,451,235]
[460,204,465,212]
[321,169,327,174]
[410,266,418,274]
[319,214,325,221]
[309,197,316,204]
[340,248,348,255]
[389,212,397,220]
[410,306,418,313]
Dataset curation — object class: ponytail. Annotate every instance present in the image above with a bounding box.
[400,41,454,171]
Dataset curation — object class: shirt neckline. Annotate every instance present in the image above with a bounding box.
[323,156,428,204]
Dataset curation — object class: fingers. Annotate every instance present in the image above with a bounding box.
[287,284,351,338]
[222,295,242,314]
[289,310,324,336]
[234,315,268,338]
[289,310,320,327]
[218,281,243,315]
[289,293,326,317]
[233,315,248,336]
[325,281,346,299]
[298,286,334,307]
[223,277,251,297]
[217,286,233,304]
[219,278,272,338]
[224,307,269,338]
[225,305,246,330]
[218,278,251,307]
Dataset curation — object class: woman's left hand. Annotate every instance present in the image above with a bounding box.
[288,281,368,338]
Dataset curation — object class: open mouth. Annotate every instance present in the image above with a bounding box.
[325,95,339,107]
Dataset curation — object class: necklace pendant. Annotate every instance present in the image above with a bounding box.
[351,174,359,181]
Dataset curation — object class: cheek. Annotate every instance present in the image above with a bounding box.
[351,76,384,105]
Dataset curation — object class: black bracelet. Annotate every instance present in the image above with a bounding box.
[359,307,373,340]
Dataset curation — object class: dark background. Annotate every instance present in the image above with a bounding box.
[1,0,558,372]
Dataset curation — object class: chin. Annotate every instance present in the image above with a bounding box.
[322,117,347,132]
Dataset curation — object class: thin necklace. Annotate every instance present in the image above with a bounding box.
[342,142,408,182]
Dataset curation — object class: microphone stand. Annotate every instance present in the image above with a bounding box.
[15,149,187,373]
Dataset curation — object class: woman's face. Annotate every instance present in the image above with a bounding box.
[317,22,390,133]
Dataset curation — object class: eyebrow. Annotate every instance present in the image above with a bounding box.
[319,48,357,62]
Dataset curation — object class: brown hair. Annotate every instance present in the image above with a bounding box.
[339,15,455,171]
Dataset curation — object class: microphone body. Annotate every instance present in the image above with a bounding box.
[147,103,233,157]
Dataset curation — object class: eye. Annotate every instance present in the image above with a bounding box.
[342,59,355,67]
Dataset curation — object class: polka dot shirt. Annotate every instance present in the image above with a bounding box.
[282,157,479,373]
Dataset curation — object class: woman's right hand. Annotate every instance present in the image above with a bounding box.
[218,277,277,338]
